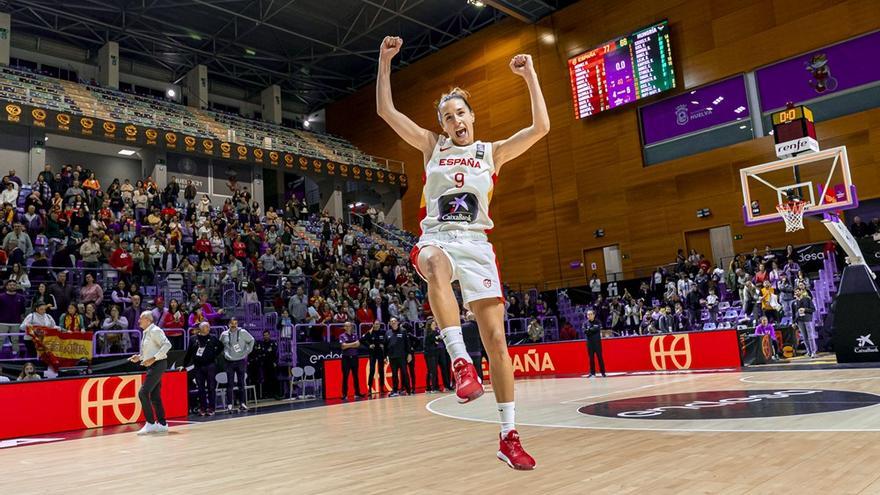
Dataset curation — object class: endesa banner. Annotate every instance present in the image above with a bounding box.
[323,330,742,399]
[0,371,188,440]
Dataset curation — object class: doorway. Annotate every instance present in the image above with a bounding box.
[582,244,623,282]
[684,225,734,267]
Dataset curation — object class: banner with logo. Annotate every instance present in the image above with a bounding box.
[1,99,407,189]
[323,330,742,399]
[0,371,187,440]
[640,75,750,146]
[26,326,93,369]
[324,354,428,399]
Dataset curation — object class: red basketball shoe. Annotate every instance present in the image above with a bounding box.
[452,357,484,404]
[497,430,536,470]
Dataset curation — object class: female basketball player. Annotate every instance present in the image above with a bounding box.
[376,36,549,470]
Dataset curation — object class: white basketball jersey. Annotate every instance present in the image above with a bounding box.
[419,136,496,236]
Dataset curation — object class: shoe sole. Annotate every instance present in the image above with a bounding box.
[457,386,484,404]
[496,451,536,471]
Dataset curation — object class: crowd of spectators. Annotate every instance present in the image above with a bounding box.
[575,246,815,336]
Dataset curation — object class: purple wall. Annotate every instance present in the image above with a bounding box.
[756,30,880,112]
[640,76,750,145]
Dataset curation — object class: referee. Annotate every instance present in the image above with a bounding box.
[130,310,172,435]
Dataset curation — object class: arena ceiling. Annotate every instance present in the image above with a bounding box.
[4,0,576,112]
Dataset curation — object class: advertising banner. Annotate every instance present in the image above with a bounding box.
[0,371,188,440]
[323,330,742,399]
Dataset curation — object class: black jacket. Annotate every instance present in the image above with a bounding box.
[251,340,279,366]
[361,330,387,357]
[385,328,411,359]
[584,319,602,340]
[184,334,223,367]
[424,328,444,356]
[793,297,815,322]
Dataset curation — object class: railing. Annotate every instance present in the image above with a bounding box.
[92,330,143,358]
[349,212,414,252]
[0,333,30,361]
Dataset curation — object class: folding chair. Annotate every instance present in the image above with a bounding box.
[289,366,305,399]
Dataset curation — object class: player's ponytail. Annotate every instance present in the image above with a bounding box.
[435,87,473,122]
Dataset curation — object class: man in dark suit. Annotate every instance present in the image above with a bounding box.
[584,309,606,378]
[385,317,410,396]
[423,318,444,393]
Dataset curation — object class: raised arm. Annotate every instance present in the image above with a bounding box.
[376,36,438,159]
[492,54,550,172]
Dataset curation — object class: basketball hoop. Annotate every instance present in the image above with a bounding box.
[776,200,807,232]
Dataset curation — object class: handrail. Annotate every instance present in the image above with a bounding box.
[349,211,414,251]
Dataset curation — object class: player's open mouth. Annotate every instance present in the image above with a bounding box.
[455,128,467,139]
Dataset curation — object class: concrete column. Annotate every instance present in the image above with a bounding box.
[0,13,10,66]
[318,179,343,220]
[252,168,265,208]
[379,188,403,228]
[186,65,208,109]
[27,129,46,184]
[260,84,282,124]
[97,41,119,89]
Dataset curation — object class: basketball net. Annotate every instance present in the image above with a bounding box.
[776,200,807,232]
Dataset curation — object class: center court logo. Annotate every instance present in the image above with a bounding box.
[578,389,880,420]
[650,334,692,370]
[80,376,143,428]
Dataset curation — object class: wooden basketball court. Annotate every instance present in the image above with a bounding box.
[6,367,880,494]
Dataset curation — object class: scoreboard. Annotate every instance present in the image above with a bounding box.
[568,20,675,119]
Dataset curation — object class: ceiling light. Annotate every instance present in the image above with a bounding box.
[467,0,485,7]
[541,33,556,44]
[303,120,310,128]
[738,125,748,129]
[245,48,257,56]
[166,88,176,98]
[118,149,137,156]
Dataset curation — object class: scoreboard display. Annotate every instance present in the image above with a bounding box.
[568,20,675,119]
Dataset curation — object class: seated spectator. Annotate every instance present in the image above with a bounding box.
[0,182,17,205]
[8,262,30,290]
[61,303,85,332]
[83,303,101,332]
[100,304,129,353]
[850,216,873,238]
[17,362,41,381]
[559,318,577,340]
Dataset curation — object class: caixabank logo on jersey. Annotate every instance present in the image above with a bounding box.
[438,192,477,222]
[578,389,880,420]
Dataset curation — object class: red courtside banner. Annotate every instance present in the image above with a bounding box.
[323,330,742,399]
[0,371,188,440]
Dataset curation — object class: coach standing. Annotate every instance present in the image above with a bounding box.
[130,310,172,435]
[339,321,363,400]
[220,318,255,412]
[423,318,443,393]
[584,309,606,378]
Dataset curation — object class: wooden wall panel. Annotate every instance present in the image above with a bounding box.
[327,0,880,287]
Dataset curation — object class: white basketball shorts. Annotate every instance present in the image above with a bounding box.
[410,230,503,308]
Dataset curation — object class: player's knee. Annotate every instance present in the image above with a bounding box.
[482,330,508,355]
[420,252,450,282]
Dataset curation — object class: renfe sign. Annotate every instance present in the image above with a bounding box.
[324,330,742,399]
[0,371,188,440]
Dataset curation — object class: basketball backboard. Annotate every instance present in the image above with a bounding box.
[740,146,857,226]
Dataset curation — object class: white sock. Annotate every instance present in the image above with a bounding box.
[498,402,515,436]
[441,326,471,363]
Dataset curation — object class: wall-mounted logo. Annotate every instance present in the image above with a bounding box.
[31,108,47,127]
[102,122,116,134]
[578,389,880,420]
[202,139,214,152]
[184,136,196,148]
[236,145,248,157]
[124,125,138,138]
[165,132,177,145]
[80,117,94,131]
[80,376,143,428]
[650,334,692,370]
[145,129,158,142]
[675,103,713,127]
[57,114,71,130]
[5,104,21,122]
